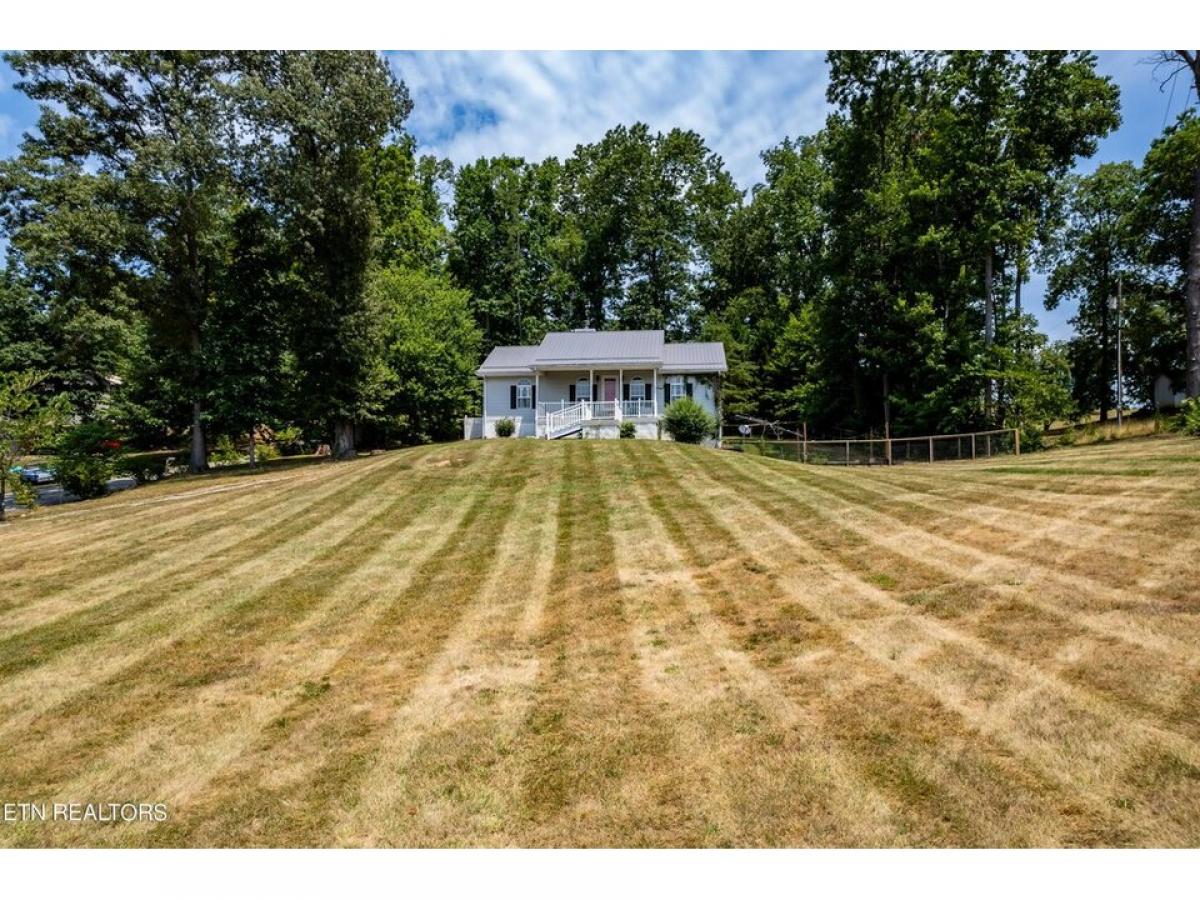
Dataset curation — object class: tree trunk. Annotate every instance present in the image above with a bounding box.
[1186,164,1200,398]
[190,399,208,473]
[984,249,996,418]
[248,429,257,470]
[333,419,356,459]
[1100,256,1111,423]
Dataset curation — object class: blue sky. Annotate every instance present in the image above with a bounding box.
[1,51,1196,340]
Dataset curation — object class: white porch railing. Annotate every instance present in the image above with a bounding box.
[540,398,660,438]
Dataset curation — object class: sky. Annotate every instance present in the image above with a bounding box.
[1,50,1196,340]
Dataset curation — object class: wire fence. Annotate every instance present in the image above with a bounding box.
[720,422,1020,466]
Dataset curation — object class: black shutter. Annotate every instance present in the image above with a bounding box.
[623,383,630,401]
[686,380,694,399]
[531,385,536,407]
[510,385,517,409]
[664,384,671,407]
[569,384,576,402]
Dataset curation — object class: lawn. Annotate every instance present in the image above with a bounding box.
[0,435,1198,847]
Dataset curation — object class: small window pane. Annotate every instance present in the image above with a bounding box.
[631,378,645,400]
[516,380,532,409]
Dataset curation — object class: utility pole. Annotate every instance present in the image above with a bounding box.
[1110,274,1124,428]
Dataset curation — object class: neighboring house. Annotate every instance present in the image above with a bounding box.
[464,329,726,440]
[1153,373,1186,411]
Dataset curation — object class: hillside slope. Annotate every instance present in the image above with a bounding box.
[1,436,1198,847]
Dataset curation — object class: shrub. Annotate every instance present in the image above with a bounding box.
[255,442,281,462]
[210,435,243,465]
[662,398,715,444]
[53,421,126,500]
[494,417,516,438]
[273,426,305,456]
[619,420,636,439]
[1018,427,1045,453]
[1056,427,1077,447]
[1176,397,1200,437]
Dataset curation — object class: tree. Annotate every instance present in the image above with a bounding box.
[2,51,241,472]
[205,206,293,467]
[1046,163,1144,420]
[1154,52,1200,396]
[449,155,570,350]
[371,267,482,444]
[0,370,70,522]
[240,51,412,458]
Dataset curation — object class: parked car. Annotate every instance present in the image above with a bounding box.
[20,466,56,485]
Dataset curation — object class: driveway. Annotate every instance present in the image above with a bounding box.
[2,476,138,511]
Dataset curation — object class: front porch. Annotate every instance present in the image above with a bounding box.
[537,398,659,439]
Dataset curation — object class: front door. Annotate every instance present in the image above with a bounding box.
[603,378,617,402]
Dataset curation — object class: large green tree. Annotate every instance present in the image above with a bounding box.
[240,51,412,458]
[1,51,239,471]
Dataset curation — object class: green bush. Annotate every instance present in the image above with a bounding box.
[53,422,126,500]
[662,398,715,444]
[619,420,636,439]
[494,418,516,438]
[273,426,305,456]
[1018,427,1045,452]
[210,435,243,465]
[255,442,281,462]
[1176,397,1200,437]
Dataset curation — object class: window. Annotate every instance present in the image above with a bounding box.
[668,376,686,403]
[516,380,532,409]
[630,377,645,401]
[576,377,591,401]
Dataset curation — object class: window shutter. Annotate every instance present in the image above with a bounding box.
[531,385,536,407]
[623,383,630,401]
[686,380,694,399]
[664,384,671,407]
[510,385,517,409]
[569,384,576,402]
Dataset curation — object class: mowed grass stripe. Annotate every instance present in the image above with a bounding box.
[771,454,1190,608]
[332,443,567,847]
[134,442,536,847]
[1,455,373,566]
[14,447,518,848]
[0,451,427,632]
[0,446,492,808]
[615,441,902,846]
[0,450,425,678]
[725,451,1200,679]
[514,442,685,847]
[638,444,1074,846]
[0,453,452,742]
[677,446,1200,845]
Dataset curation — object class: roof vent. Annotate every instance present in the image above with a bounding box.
[570,328,597,333]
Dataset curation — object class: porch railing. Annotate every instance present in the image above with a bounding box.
[540,398,662,438]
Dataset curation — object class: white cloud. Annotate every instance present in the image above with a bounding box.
[386,51,830,192]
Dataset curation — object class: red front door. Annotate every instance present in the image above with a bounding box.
[603,378,617,401]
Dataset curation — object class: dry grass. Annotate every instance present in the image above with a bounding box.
[0,435,1197,847]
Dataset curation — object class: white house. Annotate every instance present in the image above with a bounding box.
[464,329,726,440]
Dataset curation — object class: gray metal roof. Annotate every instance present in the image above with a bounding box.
[534,329,664,367]
[661,342,727,373]
[476,329,726,375]
[476,345,540,375]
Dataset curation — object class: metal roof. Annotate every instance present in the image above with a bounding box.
[475,329,726,375]
[661,342,727,373]
[476,345,540,375]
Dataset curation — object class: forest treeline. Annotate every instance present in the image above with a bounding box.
[1,51,1198,471]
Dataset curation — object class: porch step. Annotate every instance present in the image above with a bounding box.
[548,424,582,439]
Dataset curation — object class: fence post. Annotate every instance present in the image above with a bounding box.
[928,436,934,463]
[802,420,808,464]
[986,434,992,457]
[971,433,976,460]
[845,440,851,465]
[1014,428,1021,456]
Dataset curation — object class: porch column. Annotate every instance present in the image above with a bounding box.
[589,368,594,405]
[652,369,658,416]
[618,369,623,410]
[534,372,540,437]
